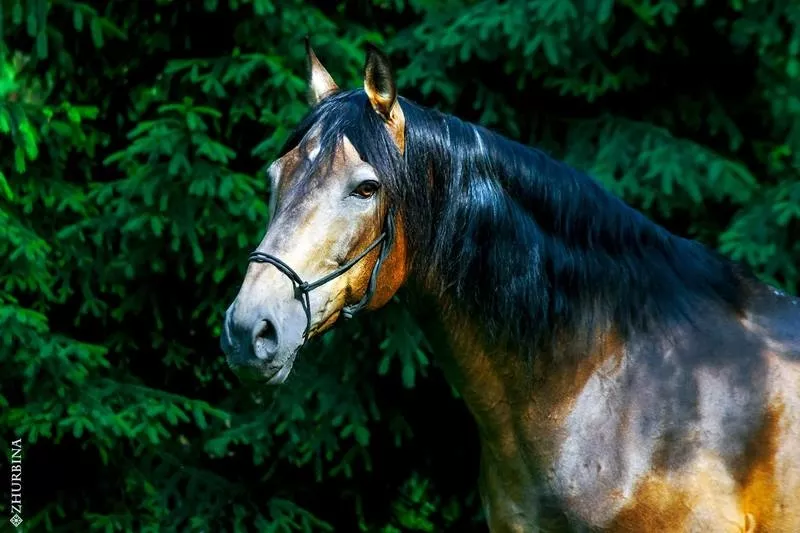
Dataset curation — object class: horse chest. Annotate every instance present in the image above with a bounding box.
[470,345,641,529]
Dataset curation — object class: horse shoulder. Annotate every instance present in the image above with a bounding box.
[736,283,800,531]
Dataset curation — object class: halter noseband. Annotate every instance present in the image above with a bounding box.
[247,207,396,339]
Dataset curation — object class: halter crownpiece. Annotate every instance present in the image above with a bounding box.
[247,207,396,339]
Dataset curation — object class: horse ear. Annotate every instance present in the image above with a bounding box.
[364,44,397,121]
[306,37,339,104]
[364,44,405,151]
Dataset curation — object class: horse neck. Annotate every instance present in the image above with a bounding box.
[406,290,520,435]
[404,118,747,361]
[406,285,619,451]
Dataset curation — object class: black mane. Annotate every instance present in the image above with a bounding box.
[279,89,749,356]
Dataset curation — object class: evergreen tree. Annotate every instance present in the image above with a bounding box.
[1,1,797,531]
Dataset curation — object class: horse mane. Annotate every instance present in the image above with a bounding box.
[279,89,751,358]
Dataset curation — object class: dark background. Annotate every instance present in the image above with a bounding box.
[1,0,798,531]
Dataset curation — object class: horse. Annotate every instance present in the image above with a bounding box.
[220,41,800,532]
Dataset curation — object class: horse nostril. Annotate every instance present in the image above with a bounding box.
[253,318,279,361]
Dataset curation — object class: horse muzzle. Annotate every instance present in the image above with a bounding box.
[220,302,302,385]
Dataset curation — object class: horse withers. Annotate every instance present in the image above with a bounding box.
[220,41,800,532]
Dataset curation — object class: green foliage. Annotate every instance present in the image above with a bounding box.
[1,0,797,531]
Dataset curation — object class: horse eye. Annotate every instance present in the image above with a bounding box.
[352,180,380,199]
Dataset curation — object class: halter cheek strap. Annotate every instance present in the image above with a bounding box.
[247,207,396,339]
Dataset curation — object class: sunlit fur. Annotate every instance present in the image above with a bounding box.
[278,89,751,359]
